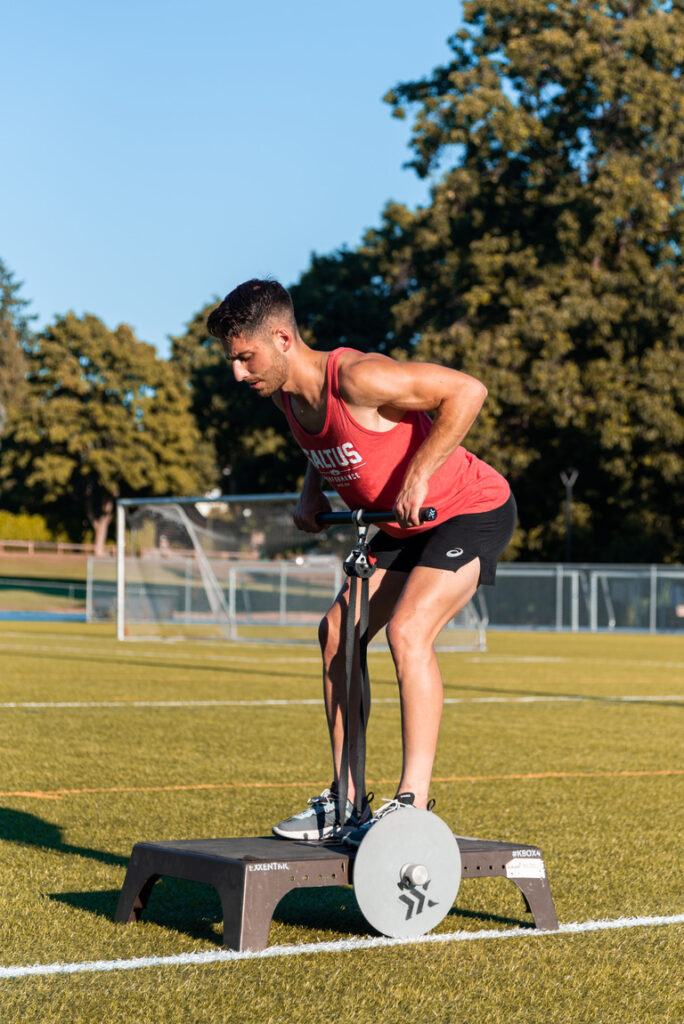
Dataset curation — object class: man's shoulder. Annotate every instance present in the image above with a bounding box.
[335,346,385,363]
[335,349,406,411]
[335,348,392,381]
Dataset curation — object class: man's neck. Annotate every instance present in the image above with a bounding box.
[281,346,329,410]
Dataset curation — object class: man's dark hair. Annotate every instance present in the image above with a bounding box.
[207,278,297,342]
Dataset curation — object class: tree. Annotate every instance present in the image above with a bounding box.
[171,0,684,559]
[360,0,684,560]
[1,313,215,553]
[0,259,32,438]
[290,248,396,353]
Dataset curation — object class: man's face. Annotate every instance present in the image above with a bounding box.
[224,333,289,398]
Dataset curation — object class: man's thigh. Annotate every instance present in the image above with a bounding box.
[387,558,482,644]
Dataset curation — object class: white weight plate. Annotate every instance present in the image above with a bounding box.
[353,809,461,938]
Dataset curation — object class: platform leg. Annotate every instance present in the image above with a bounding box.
[511,876,559,931]
[220,865,313,951]
[211,861,253,951]
[215,869,279,952]
[115,866,160,924]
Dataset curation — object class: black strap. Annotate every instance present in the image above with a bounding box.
[336,571,371,822]
[356,569,371,814]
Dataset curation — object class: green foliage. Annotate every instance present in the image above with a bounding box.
[0,259,33,437]
[1,313,215,546]
[361,0,684,561]
[0,510,64,542]
[190,0,680,560]
[9,3,678,563]
[290,248,396,353]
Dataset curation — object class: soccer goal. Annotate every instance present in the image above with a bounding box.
[110,494,486,650]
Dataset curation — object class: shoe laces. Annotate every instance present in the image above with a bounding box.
[307,787,335,809]
[374,797,410,820]
[309,787,374,812]
[372,794,434,819]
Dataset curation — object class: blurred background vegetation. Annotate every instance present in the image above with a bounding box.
[2,0,682,562]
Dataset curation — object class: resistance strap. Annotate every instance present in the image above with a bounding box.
[337,535,374,824]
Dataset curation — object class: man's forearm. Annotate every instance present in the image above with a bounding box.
[300,461,326,498]
[293,461,331,532]
[395,385,487,525]
[404,387,487,486]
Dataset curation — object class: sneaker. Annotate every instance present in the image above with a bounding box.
[344,791,420,847]
[272,785,373,841]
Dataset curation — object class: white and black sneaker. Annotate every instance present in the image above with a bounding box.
[344,792,427,847]
[272,785,373,841]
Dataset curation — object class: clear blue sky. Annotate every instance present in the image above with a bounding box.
[2,1,463,358]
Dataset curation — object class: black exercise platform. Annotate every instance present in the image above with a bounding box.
[115,833,559,950]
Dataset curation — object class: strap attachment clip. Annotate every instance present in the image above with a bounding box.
[343,525,377,579]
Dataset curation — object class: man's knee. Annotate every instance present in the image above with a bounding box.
[318,605,341,661]
[318,611,331,651]
[386,612,416,662]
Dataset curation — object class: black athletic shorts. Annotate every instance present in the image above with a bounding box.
[369,492,517,586]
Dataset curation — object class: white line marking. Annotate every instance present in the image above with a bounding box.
[1,636,683,671]
[1,913,682,978]
[0,699,325,709]
[1,695,681,710]
[464,655,684,670]
[0,640,319,664]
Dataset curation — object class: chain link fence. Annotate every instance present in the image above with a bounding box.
[84,556,684,636]
[474,563,684,633]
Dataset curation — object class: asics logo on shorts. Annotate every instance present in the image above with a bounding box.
[446,548,464,558]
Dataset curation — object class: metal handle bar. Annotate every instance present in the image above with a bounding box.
[315,507,437,527]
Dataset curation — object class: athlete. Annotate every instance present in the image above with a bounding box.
[207,279,516,842]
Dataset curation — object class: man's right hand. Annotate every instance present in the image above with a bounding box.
[293,490,332,533]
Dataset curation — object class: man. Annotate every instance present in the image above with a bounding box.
[207,278,516,842]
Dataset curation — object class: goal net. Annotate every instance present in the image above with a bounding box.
[108,494,486,649]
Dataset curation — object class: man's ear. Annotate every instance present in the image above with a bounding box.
[274,326,293,352]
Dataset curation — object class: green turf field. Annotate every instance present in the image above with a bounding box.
[0,623,682,1022]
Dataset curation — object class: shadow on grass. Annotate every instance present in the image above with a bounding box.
[49,878,224,944]
[0,806,128,867]
[272,886,368,937]
[272,886,534,937]
[49,876,533,945]
[54,883,369,946]
[447,905,535,929]
[4,647,307,683]
[441,678,684,708]
[49,888,122,920]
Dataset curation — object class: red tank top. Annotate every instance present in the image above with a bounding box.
[281,348,510,538]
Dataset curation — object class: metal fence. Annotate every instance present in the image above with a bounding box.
[86,555,485,649]
[85,557,684,636]
[475,563,684,633]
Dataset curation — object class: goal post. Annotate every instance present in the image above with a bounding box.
[109,493,486,650]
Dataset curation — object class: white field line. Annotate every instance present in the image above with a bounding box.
[0,640,320,664]
[1,694,683,711]
[1,913,683,979]
[1,636,683,671]
[474,656,684,670]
